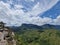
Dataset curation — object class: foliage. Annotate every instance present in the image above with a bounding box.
[15,29,60,45]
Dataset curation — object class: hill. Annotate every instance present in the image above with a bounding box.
[11,24,60,32]
[15,28,60,45]
[10,23,60,45]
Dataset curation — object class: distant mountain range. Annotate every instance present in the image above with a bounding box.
[10,24,60,32]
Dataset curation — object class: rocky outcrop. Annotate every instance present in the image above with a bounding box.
[0,22,16,45]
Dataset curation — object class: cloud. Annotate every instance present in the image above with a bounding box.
[25,0,35,2]
[29,0,59,16]
[14,5,23,10]
[25,17,52,26]
[52,15,60,25]
[0,0,59,26]
[0,1,24,26]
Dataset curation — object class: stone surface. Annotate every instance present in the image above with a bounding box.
[0,40,7,45]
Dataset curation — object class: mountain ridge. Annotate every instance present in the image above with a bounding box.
[10,24,60,32]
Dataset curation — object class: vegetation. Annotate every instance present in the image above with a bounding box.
[15,29,60,45]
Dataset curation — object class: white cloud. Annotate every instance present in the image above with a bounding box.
[14,5,23,9]
[26,17,52,26]
[0,0,59,26]
[52,15,60,25]
[25,0,35,2]
[0,1,25,26]
[29,0,59,16]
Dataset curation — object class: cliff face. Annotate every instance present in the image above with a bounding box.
[0,22,16,45]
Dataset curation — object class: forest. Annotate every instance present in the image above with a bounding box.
[14,28,60,45]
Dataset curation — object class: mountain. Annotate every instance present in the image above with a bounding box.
[10,24,60,32]
[11,24,43,32]
[42,24,60,30]
[20,24,43,30]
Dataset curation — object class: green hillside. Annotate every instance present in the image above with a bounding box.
[15,29,60,45]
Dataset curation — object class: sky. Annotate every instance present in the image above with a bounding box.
[0,0,60,26]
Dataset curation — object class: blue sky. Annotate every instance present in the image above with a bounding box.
[40,1,60,19]
[0,0,60,26]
